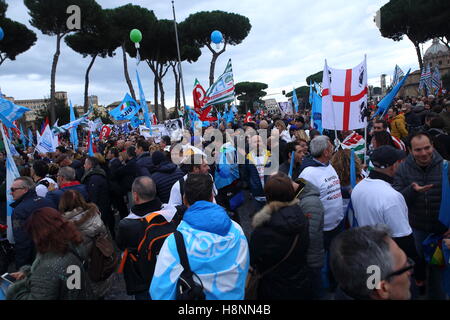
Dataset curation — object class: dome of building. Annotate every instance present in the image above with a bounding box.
[424,38,449,58]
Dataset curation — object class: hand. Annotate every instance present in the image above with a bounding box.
[10,272,25,280]
[411,183,434,193]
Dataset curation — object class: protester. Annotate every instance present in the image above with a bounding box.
[56,153,84,182]
[59,190,112,299]
[250,174,312,299]
[151,151,184,204]
[6,207,92,300]
[10,177,56,268]
[150,174,249,300]
[331,225,414,300]
[135,139,153,177]
[45,166,89,208]
[279,142,303,179]
[30,160,57,197]
[393,132,450,300]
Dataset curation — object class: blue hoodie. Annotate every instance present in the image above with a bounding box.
[150,201,249,300]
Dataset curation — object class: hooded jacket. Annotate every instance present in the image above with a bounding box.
[390,113,408,140]
[150,201,249,300]
[151,161,184,204]
[250,199,312,300]
[393,151,449,234]
[136,152,154,177]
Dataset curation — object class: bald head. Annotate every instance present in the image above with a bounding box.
[259,120,269,130]
[132,176,156,204]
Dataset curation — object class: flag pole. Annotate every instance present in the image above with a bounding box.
[171,0,187,113]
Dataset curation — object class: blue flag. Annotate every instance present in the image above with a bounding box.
[292,88,299,114]
[0,97,30,128]
[110,93,141,121]
[136,70,151,129]
[20,124,26,146]
[27,128,33,147]
[130,115,143,128]
[311,87,323,134]
[69,101,79,150]
[88,131,94,156]
[439,161,450,228]
[374,69,411,118]
[1,126,20,243]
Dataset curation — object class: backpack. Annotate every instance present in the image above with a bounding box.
[118,212,177,295]
[88,232,118,282]
[174,231,205,300]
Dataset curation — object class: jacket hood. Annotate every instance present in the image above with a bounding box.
[154,161,178,174]
[252,198,304,233]
[81,166,106,183]
[183,201,231,236]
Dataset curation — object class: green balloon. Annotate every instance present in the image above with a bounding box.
[130,29,142,43]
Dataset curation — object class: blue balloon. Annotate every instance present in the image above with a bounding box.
[211,30,223,44]
[0,28,4,41]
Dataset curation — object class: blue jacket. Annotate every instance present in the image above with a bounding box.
[136,152,154,177]
[45,183,90,208]
[81,167,110,217]
[150,201,249,300]
[10,189,56,268]
[151,161,184,204]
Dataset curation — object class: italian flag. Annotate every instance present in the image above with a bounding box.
[341,131,365,161]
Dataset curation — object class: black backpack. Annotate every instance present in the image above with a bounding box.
[118,212,177,295]
[174,231,205,300]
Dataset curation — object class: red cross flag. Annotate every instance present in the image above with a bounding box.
[322,57,368,131]
[244,111,253,123]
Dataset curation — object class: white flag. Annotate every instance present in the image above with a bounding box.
[322,57,368,131]
[36,125,56,154]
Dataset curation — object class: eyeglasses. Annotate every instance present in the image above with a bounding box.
[385,258,415,280]
[10,187,25,192]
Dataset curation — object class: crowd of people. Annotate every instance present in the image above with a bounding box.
[0,93,449,300]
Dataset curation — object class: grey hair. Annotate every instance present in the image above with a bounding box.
[132,176,156,202]
[58,166,76,181]
[14,176,35,189]
[330,225,395,299]
[309,135,330,158]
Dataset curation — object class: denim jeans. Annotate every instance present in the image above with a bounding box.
[412,228,447,300]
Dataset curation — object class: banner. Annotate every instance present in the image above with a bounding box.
[193,78,207,113]
[322,57,368,131]
[278,102,293,116]
[136,70,151,129]
[99,125,112,140]
[204,59,235,108]
[0,97,30,128]
[139,124,169,142]
[69,100,78,149]
[109,93,141,121]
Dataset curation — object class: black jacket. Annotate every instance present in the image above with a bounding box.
[70,160,85,182]
[81,166,111,217]
[428,128,450,160]
[151,161,184,204]
[250,198,312,300]
[45,182,90,208]
[113,158,139,193]
[136,152,153,177]
[10,189,56,268]
[393,151,449,234]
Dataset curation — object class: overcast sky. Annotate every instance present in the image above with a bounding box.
[0,0,433,108]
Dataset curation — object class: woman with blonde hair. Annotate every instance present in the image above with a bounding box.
[274,120,293,143]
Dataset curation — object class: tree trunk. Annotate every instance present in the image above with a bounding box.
[207,42,227,86]
[84,54,97,112]
[50,34,63,125]
[408,36,423,71]
[438,37,450,50]
[146,60,160,122]
[171,62,181,110]
[158,63,170,121]
[122,44,136,101]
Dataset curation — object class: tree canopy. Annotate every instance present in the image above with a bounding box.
[285,86,310,99]
[235,81,268,112]
[181,10,251,85]
[306,71,323,84]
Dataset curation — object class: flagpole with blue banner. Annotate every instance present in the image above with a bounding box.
[288,151,295,179]
[0,125,20,243]
[375,69,411,119]
[69,100,78,151]
[136,70,151,130]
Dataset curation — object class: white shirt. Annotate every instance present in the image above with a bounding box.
[351,178,412,238]
[299,163,344,231]
[35,177,58,198]
[168,174,218,207]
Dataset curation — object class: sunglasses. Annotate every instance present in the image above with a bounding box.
[385,258,415,280]
[10,187,25,192]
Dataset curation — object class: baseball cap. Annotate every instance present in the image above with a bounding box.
[369,145,406,169]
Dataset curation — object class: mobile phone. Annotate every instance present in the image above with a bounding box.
[1,273,16,284]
